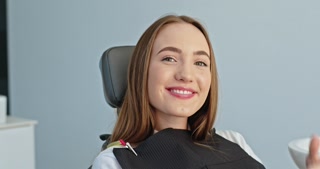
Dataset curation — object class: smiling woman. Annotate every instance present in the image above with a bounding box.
[92,14,266,169]
[110,15,218,146]
[89,14,266,169]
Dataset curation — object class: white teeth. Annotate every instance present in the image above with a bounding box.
[171,89,192,95]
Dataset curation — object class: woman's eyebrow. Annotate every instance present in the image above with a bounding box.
[157,46,182,54]
[194,51,210,59]
[157,46,210,59]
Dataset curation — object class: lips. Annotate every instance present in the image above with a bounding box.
[166,87,196,99]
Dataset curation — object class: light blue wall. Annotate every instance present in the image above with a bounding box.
[7,1,320,168]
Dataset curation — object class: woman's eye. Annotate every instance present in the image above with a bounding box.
[195,61,208,67]
[162,57,176,62]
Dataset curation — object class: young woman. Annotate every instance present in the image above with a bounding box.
[92,15,320,169]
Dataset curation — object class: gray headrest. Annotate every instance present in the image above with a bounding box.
[99,46,135,108]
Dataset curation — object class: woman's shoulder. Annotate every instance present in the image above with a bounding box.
[91,146,122,169]
[215,129,262,164]
[216,130,247,144]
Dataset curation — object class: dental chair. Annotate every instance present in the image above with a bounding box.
[98,45,135,149]
[88,46,135,169]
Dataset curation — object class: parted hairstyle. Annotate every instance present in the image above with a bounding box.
[109,15,218,145]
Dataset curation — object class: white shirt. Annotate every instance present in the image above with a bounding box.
[92,130,262,169]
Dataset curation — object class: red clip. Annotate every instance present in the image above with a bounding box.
[120,139,138,156]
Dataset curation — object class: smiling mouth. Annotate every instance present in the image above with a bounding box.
[170,89,193,95]
[167,88,196,99]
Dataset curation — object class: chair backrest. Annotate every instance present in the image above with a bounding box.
[99,46,135,108]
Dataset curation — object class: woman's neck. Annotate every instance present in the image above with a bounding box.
[154,115,188,131]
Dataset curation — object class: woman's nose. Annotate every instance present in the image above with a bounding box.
[174,63,194,83]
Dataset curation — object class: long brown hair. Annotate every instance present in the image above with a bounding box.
[110,15,218,144]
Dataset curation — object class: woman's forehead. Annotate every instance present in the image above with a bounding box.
[152,22,210,54]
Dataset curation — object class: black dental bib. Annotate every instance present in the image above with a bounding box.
[113,128,265,169]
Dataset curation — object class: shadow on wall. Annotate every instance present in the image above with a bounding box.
[0,0,9,115]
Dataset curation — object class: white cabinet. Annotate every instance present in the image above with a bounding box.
[0,116,37,169]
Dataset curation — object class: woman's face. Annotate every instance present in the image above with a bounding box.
[148,22,211,130]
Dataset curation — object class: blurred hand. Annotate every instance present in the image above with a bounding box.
[307,135,320,169]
